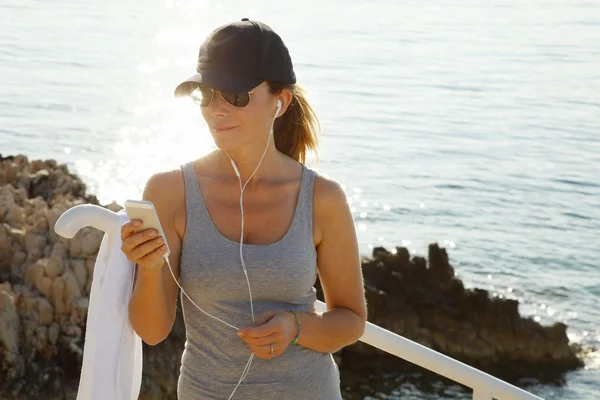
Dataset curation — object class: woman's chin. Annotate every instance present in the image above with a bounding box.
[211,136,243,152]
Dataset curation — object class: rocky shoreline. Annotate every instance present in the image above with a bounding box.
[320,245,584,399]
[0,154,585,399]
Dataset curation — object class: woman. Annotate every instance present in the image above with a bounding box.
[121,18,366,400]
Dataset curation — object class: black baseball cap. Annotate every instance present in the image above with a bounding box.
[174,18,296,97]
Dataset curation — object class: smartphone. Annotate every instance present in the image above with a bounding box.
[124,199,171,257]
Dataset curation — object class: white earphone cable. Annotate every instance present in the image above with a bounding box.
[163,99,282,400]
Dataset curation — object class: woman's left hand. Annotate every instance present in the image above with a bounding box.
[237,309,298,359]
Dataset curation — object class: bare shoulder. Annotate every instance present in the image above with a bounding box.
[313,172,348,214]
[143,167,185,207]
[311,170,365,326]
[312,171,351,246]
[142,166,187,239]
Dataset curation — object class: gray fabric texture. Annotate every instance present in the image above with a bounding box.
[176,161,342,400]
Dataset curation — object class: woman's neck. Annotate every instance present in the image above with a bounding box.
[216,142,289,186]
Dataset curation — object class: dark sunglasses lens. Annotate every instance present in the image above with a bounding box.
[221,92,250,107]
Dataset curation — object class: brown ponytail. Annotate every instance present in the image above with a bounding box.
[268,82,320,164]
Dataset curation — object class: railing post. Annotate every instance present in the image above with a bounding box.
[473,388,493,400]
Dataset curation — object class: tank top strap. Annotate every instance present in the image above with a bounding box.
[180,161,199,201]
[180,161,212,235]
[293,164,316,239]
[180,161,193,186]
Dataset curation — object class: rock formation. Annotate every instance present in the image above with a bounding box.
[315,246,583,398]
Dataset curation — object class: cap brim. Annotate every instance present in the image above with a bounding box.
[173,70,264,97]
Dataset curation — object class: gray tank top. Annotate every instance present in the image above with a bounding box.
[177,161,342,400]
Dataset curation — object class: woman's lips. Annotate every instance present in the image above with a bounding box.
[214,126,237,132]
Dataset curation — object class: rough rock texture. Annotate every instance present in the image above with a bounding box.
[0,154,585,399]
[314,246,584,393]
[0,155,103,399]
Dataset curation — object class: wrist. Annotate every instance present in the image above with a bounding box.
[137,260,165,276]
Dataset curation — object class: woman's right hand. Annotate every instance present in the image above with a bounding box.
[120,220,169,270]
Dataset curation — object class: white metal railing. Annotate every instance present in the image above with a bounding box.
[55,204,543,400]
[315,301,543,400]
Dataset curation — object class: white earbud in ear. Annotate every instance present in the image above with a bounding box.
[270,99,282,134]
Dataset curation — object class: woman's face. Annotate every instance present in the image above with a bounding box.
[200,82,279,151]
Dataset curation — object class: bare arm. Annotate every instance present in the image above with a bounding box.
[127,170,184,345]
[292,176,367,353]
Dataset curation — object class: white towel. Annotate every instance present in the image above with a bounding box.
[76,210,143,400]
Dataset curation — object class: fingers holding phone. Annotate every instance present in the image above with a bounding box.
[120,199,170,271]
[120,220,168,270]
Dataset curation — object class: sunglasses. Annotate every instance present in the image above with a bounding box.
[191,83,269,108]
